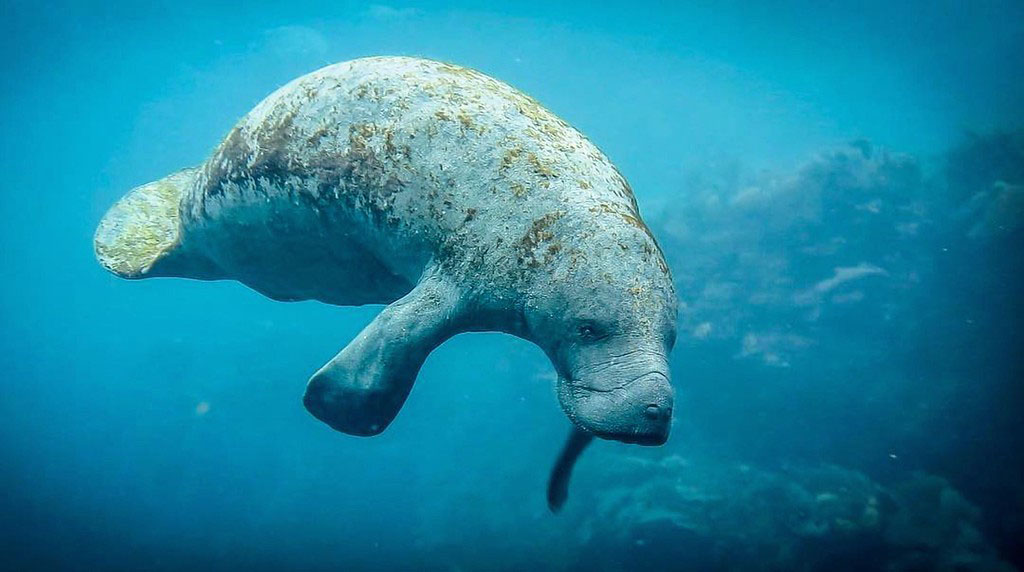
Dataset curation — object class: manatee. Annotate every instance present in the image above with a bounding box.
[94,56,677,510]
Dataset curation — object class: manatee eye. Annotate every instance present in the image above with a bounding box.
[576,322,603,342]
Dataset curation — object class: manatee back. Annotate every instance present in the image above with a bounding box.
[96,57,651,301]
[182,57,642,269]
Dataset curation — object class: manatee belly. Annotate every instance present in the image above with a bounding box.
[184,190,417,306]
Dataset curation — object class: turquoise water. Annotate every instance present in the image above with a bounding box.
[2,2,1022,570]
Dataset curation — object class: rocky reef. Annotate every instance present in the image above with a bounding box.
[572,455,1014,571]
[652,141,931,366]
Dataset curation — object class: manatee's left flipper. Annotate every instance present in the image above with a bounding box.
[303,268,464,436]
[547,427,595,512]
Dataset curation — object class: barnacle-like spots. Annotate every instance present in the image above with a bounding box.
[456,109,487,135]
[349,78,411,113]
[352,82,373,100]
[526,152,557,179]
[432,59,578,144]
[307,124,335,147]
[301,84,320,102]
[512,95,549,124]
[653,249,670,275]
[609,166,640,211]
[588,202,660,247]
[516,211,565,268]
[566,246,587,271]
[435,62,488,82]
[501,146,524,171]
[499,144,558,191]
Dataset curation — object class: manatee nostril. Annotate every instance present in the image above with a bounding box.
[644,405,661,419]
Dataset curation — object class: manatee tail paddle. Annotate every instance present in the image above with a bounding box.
[546,427,594,512]
[94,167,218,280]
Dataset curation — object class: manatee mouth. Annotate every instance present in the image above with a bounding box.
[615,417,671,445]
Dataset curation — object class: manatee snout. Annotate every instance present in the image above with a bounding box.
[600,371,674,445]
[560,368,675,446]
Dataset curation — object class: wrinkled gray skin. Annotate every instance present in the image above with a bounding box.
[94,57,677,510]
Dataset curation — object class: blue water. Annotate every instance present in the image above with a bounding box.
[2,2,1022,570]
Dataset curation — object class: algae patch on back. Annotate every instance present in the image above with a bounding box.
[94,169,194,278]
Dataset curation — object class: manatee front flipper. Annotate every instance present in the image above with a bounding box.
[547,427,594,512]
[303,268,464,436]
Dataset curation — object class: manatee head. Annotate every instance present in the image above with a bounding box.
[521,215,678,445]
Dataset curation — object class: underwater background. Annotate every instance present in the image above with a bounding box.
[2,1,1023,570]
